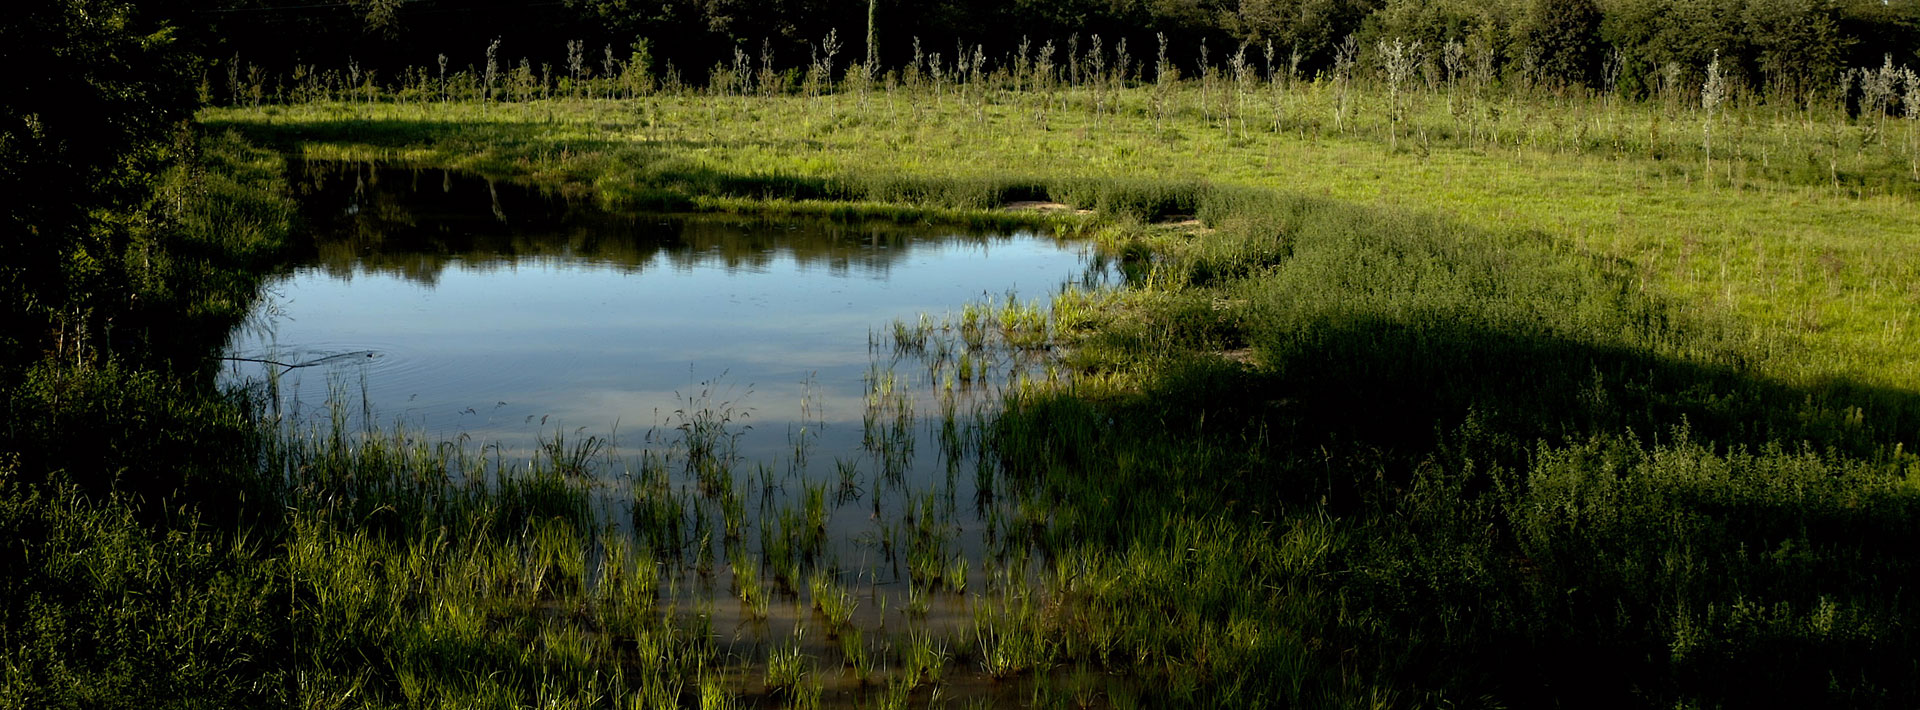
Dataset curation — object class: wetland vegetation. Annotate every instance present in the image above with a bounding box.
[7,0,1920,707]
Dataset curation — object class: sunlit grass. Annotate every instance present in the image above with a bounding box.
[209,83,1920,390]
[12,73,1920,709]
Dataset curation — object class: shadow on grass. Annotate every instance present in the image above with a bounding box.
[980,178,1920,706]
[996,305,1920,707]
[59,117,1918,706]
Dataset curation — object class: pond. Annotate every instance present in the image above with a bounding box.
[227,161,1103,460]
[222,162,1108,682]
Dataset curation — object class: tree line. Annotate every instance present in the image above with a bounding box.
[188,0,1920,102]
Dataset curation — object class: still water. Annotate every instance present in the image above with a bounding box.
[225,163,1116,702]
[225,161,1103,461]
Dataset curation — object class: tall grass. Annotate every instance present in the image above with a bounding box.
[9,30,1920,708]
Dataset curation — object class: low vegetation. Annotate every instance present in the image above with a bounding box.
[7,2,1920,707]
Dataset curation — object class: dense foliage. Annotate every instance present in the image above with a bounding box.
[194,0,1919,100]
[1,3,297,708]
[0,0,196,368]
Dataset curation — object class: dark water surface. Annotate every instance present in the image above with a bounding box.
[225,161,1102,460]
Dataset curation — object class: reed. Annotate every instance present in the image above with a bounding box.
[807,569,858,632]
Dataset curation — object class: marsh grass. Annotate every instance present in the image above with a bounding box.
[808,570,858,633]
[14,45,1920,708]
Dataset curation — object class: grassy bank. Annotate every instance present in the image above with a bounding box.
[204,83,1920,706]
[208,80,1920,392]
[1,129,297,706]
[5,75,1917,709]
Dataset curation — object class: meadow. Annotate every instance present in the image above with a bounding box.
[8,44,1920,709]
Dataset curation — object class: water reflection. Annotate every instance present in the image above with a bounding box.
[288,159,1050,287]
[229,162,1110,684]
[229,161,1105,460]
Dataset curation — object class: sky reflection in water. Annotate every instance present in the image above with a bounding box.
[225,162,1104,463]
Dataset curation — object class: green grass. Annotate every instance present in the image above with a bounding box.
[6,73,1920,709]
[207,82,1920,392]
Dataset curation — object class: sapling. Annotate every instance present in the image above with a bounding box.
[758,38,776,98]
[1198,38,1213,125]
[288,64,310,103]
[1904,66,1920,180]
[1035,38,1053,88]
[950,46,969,111]
[928,53,945,105]
[566,40,585,99]
[1153,33,1175,132]
[1268,40,1291,133]
[907,36,924,93]
[1228,42,1252,137]
[813,29,841,99]
[953,37,968,83]
[1260,40,1277,131]
[1068,33,1081,87]
[969,43,988,122]
[1379,38,1421,151]
[1860,55,1900,144]
[1602,47,1624,103]
[1420,45,1440,94]
[1470,35,1494,98]
[1516,45,1542,96]
[1332,34,1358,133]
[1443,38,1464,116]
[730,46,751,96]
[227,54,242,105]
[602,45,618,100]
[847,57,872,107]
[1013,36,1031,93]
[484,38,500,103]
[1702,51,1729,183]
[1034,39,1055,128]
[248,64,266,107]
[1661,61,1683,110]
[662,60,682,94]
[1088,34,1106,117]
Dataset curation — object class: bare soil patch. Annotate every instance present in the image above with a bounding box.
[1003,200,1094,215]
